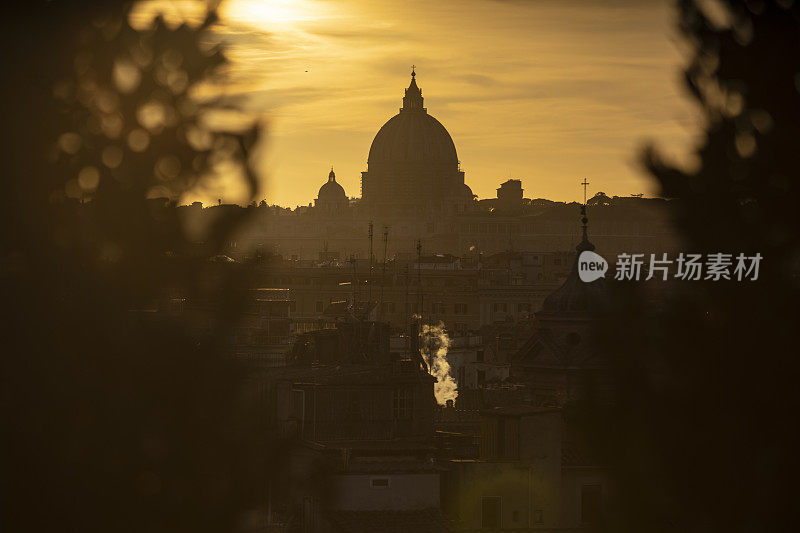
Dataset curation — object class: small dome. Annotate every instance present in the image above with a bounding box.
[540,267,608,315]
[318,168,346,200]
[318,180,345,199]
[317,167,347,205]
[539,209,609,316]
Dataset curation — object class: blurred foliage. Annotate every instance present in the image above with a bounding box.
[3,1,800,532]
[582,1,800,531]
[0,2,273,532]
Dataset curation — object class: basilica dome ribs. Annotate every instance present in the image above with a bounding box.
[361,68,471,213]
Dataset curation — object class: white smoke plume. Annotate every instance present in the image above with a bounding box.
[419,321,458,406]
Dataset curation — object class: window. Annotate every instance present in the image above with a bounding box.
[517,302,531,313]
[371,478,390,488]
[481,497,501,528]
[492,302,507,313]
[454,303,468,315]
[315,301,324,313]
[382,301,395,313]
[581,484,602,525]
[393,388,413,419]
[534,510,544,524]
[476,350,484,362]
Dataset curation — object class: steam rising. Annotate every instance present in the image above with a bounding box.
[419,321,458,406]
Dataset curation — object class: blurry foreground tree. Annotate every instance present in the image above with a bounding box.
[584,1,800,531]
[0,2,272,532]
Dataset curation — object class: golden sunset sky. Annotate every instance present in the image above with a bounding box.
[137,0,699,207]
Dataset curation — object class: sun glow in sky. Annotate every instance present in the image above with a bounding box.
[224,0,329,26]
[138,0,699,207]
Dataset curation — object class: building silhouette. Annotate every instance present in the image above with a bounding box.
[361,68,473,216]
[315,167,349,215]
[174,69,681,262]
[512,206,614,406]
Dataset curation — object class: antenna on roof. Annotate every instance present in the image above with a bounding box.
[350,254,357,313]
[379,226,389,320]
[368,222,374,306]
[404,263,410,356]
[415,239,428,373]
[417,239,423,322]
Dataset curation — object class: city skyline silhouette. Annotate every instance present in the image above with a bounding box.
[132,0,695,208]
